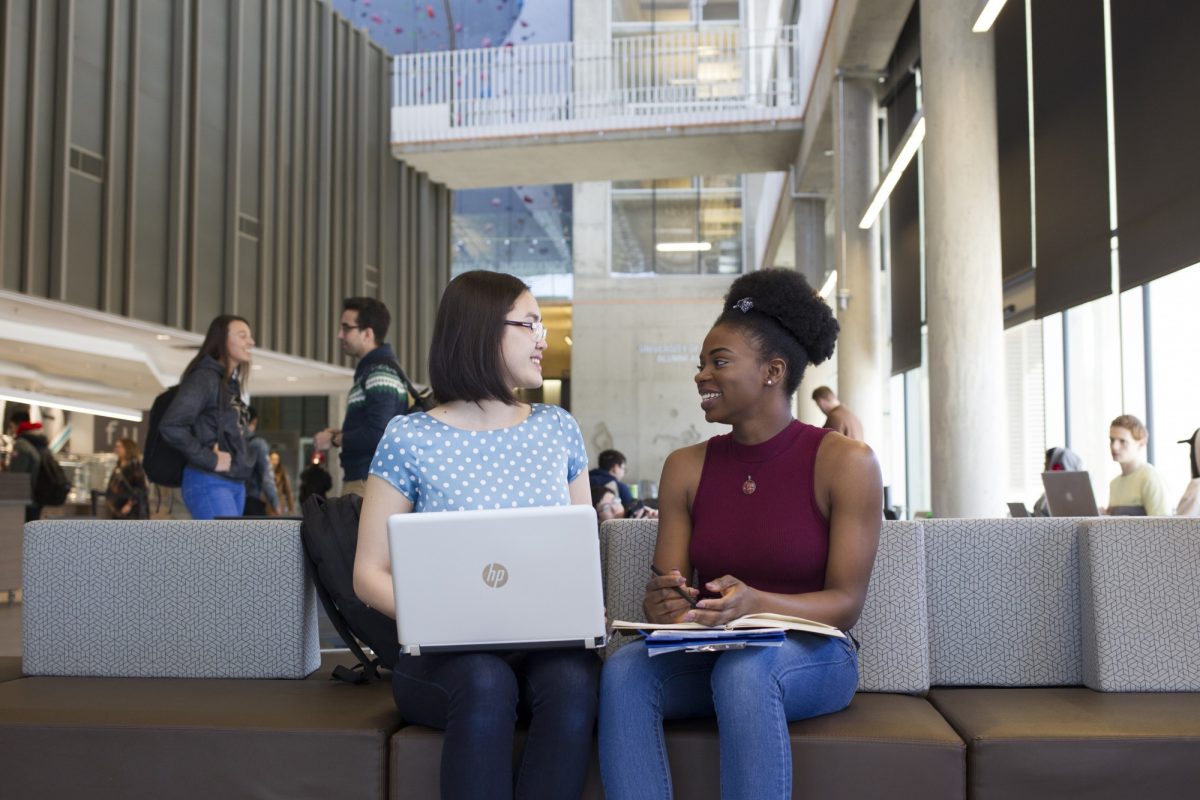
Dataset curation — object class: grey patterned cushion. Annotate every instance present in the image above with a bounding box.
[856,521,929,694]
[22,519,321,679]
[598,518,930,696]
[924,518,1085,686]
[599,518,658,657]
[1079,517,1200,691]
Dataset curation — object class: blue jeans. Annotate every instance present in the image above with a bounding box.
[181,466,246,520]
[599,632,858,800]
[392,648,600,800]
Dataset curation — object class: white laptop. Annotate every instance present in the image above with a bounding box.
[387,504,607,656]
[1041,471,1099,517]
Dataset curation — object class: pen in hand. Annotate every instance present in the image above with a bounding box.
[650,564,699,608]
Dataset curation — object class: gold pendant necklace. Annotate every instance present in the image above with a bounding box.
[742,475,757,495]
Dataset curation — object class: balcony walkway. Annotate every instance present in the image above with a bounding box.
[391,28,809,188]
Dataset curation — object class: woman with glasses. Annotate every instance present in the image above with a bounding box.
[598,268,882,800]
[353,270,597,800]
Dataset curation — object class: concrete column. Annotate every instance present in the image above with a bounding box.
[793,197,827,290]
[793,197,833,426]
[920,0,1006,518]
[832,77,883,447]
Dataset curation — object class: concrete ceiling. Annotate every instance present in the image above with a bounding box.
[763,0,916,267]
[395,121,804,189]
[0,291,352,419]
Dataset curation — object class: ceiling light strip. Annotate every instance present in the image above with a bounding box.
[858,110,925,230]
[972,0,1009,33]
[0,388,144,422]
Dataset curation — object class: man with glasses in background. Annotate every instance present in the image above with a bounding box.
[314,297,409,496]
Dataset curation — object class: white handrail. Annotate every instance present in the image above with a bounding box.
[391,26,804,143]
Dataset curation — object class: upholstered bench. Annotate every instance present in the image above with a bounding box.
[0,653,400,799]
[594,518,966,799]
[922,516,1200,800]
[21,519,321,679]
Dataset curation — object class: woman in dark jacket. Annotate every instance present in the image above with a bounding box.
[106,437,149,519]
[159,315,255,519]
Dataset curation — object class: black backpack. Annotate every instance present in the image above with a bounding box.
[143,386,186,487]
[300,492,398,683]
[381,358,436,414]
[31,444,71,506]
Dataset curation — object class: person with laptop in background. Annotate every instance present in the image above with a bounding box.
[1107,414,1168,516]
[353,270,598,800]
[598,269,882,800]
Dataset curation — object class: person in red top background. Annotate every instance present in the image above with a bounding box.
[598,268,882,800]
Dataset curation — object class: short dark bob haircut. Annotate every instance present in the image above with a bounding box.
[428,270,531,405]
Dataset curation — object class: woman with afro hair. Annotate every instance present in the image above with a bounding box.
[598,268,882,800]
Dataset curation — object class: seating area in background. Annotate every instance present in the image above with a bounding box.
[0,516,1197,799]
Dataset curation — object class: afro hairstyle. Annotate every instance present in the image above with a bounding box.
[715,268,839,396]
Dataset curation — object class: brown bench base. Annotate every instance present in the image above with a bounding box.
[929,687,1200,800]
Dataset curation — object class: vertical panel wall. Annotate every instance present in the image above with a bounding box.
[0,0,450,372]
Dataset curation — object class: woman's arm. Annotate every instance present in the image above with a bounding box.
[352,474,414,618]
[685,436,882,631]
[643,445,705,623]
[159,371,221,471]
[568,472,592,506]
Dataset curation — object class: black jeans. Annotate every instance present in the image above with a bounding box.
[391,648,600,800]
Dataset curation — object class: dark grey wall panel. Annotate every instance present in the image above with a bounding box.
[1031,0,1110,318]
[994,1,1032,284]
[0,0,450,369]
[1111,1,1200,290]
[130,0,174,324]
[1,0,32,291]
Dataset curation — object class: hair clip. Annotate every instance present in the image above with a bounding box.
[733,297,754,313]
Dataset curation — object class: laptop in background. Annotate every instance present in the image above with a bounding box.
[387,504,607,656]
[1041,471,1100,517]
[1007,502,1031,518]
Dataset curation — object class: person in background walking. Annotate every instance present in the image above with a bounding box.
[105,437,149,519]
[270,450,296,515]
[243,406,282,516]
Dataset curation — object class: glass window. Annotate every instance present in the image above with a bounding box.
[613,0,741,27]
[1064,293,1125,508]
[611,176,743,275]
[1147,262,1200,510]
[887,372,908,519]
[1004,319,1046,509]
[904,330,931,518]
[451,185,574,298]
[1041,312,1066,451]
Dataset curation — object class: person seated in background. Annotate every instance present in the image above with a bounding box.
[1032,446,1084,516]
[1107,414,1168,516]
[299,453,333,506]
[588,448,657,519]
[591,483,624,523]
[811,385,864,441]
[1175,428,1199,516]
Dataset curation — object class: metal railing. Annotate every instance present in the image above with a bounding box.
[392,26,804,143]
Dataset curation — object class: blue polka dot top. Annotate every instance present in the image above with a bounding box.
[369,404,589,512]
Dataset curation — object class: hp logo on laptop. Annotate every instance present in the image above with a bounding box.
[482,563,509,588]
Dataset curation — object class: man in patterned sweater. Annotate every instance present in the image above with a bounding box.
[314,297,409,496]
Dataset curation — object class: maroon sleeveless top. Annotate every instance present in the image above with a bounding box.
[689,420,831,595]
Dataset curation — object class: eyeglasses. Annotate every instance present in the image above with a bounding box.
[339,323,365,334]
[503,320,547,342]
